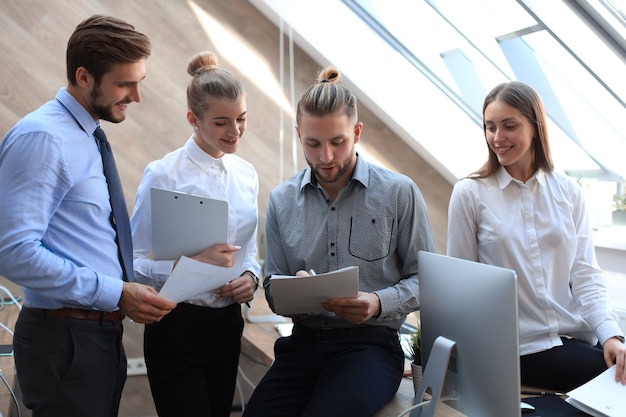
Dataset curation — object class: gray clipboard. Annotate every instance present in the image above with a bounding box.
[150,187,229,260]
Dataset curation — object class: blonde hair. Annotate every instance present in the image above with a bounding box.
[186,51,245,119]
[296,66,358,124]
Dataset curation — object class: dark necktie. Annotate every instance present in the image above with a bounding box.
[94,126,133,282]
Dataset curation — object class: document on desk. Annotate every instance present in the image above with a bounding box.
[151,187,229,260]
[158,256,238,303]
[269,266,359,315]
[565,365,626,417]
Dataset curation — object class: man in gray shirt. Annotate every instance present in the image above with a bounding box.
[243,66,435,417]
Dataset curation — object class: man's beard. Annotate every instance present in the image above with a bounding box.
[90,85,126,123]
[309,152,354,185]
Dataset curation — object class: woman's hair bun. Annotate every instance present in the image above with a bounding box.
[187,51,219,76]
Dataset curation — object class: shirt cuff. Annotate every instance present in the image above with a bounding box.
[97,277,125,312]
[596,320,625,346]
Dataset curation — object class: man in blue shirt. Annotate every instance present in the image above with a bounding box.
[0,15,175,417]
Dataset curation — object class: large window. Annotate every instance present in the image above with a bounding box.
[347,0,626,228]
[250,0,626,233]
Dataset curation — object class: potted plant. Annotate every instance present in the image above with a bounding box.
[612,193,626,226]
[408,323,423,393]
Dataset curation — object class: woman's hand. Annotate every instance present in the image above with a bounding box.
[189,243,240,267]
[216,273,256,304]
[603,336,626,384]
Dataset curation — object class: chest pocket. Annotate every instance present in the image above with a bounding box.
[348,216,394,261]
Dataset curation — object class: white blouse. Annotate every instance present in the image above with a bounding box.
[131,136,260,307]
[447,166,622,355]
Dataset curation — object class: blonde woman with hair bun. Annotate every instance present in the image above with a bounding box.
[130,51,260,417]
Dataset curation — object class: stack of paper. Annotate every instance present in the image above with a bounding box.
[269,266,359,315]
[565,365,626,417]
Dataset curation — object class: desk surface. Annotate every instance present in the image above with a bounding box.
[241,289,464,417]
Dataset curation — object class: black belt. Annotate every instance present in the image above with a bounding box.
[292,324,396,341]
[25,307,124,322]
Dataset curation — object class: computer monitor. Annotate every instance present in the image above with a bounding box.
[412,251,521,417]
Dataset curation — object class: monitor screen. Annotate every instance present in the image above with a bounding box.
[416,251,521,417]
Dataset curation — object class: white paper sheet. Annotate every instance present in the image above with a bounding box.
[565,365,626,417]
[158,256,239,303]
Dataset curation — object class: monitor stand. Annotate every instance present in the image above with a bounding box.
[410,336,456,417]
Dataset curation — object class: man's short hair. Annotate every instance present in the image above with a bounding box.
[66,15,151,85]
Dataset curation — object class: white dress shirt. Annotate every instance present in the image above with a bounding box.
[447,166,623,355]
[130,136,260,307]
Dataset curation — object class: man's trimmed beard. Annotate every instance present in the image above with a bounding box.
[90,84,126,124]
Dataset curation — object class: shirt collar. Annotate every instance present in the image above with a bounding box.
[495,165,547,189]
[351,154,369,186]
[300,153,368,191]
[56,88,99,137]
[184,136,229,173]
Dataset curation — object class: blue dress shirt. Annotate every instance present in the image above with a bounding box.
[0,88,124,311]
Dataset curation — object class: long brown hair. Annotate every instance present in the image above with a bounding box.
[66,15,151,86]
[471,81,554,179]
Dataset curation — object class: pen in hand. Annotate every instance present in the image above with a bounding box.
[309,269,317,276]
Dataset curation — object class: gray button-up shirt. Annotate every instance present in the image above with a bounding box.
[263,155,435,330]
